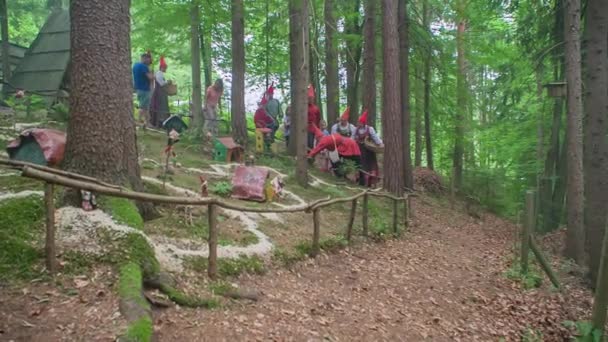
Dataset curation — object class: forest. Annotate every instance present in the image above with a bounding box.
[0,0,607,340]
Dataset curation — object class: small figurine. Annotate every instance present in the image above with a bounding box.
[80,190,97,211]
[199,176,209,197]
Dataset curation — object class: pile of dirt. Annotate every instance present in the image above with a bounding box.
[414,167,444,194]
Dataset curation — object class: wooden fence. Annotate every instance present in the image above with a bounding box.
[0,158,411,279]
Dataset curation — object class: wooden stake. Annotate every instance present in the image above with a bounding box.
[592,218,608,334]
[362,194,369,237]
[521,190,535,274]
[44,183,56,274]
[311,209,320,257]
[529,235,560,289]
[207,204,218,280]
[392,199,399,235]
[346,199,358,243]
[403,198,409,229]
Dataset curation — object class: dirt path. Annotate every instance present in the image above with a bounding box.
[154,199,591,341]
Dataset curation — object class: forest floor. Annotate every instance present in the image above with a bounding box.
[0,117,596,341]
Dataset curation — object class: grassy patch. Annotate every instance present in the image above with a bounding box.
[504,256,543,289]
[0,174,42,192]
[272,247,307,267]
[123,317,153,342]
[118,262,149,309]
[158,283,220,308]
[99,197,144,230]
[295,235,348,256]
[184,255,265,278]
[0,195,45,281]
[61,250,95,275]
[210,181,232,197]
[208,280,236,296]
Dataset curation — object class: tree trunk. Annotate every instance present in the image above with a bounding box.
[563,0,585,265]
[309,9,322,117]
[199,23,212,89]
[324,0,339,126]
[552,134,568,229]
[345,0,362,122]
[584,0,608,282]
[381,0,404,196]
[414,65,423,167]
[0,0,9,84]
[540,96,563,232]
[231,0,247,145]
[64,0,153,219]
[423,0,433,170]
[190,0,203,129]
[361,0,377,128]
[289,0,309,187]
[398,0,413,189]
[453,0,466,190]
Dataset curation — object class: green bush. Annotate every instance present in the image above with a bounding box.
[210,181,232,197]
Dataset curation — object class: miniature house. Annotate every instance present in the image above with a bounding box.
[213,137,244,163]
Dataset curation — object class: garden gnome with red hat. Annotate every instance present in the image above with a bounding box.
[150,55,172,128]
[331,106,356,138]
[307,123,362,180]
[254,93,278,141]
[307,84,321,149]
[355,109,383,187]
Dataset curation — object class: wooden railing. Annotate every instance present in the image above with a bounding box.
[0,158,411,279]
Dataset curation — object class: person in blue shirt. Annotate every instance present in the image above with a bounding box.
[133,52,154,129]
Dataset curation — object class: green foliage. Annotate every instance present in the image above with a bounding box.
[504,256,543,289]
[99,197,144,230]
[123,317,153,342]
[521,327,543,342]
[563,321,603,342]
[118,262,149,309]
[272,247,307,267]
[210,181,232,197]
[49,102,69,122]
[208,280,235,296]
[184,255,265,278]
[0,195,44,282]
[295,235,348,256]
[158,283,220,309]
[61,250,95,275]
[338,159,359,177]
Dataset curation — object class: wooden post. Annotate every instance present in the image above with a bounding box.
[44,183,56,274]
[392,199,399,235]
[346,199,358,243]
[521,190,535,274]
[362,193,369,237]
[529,235,560,289]
[207,204,218,279]
[403,198,409,229]
[311,209,320,257]
[592,218,608,335]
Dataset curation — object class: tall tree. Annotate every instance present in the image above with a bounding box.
[0,0,9,84]
[398,0,413,189]
[64,0,153,218]
[381,0,404,196]
[563,0,585,264]
[199,23,212,89]
[289,0,309,187]
[361,0,377,127]
[344,0,363,123]
[190,0,203,129]
[453,0,467,189]
[584,0,608,281]
[231,0,247,145]
[422,0,434,170]
[324,0,339,126]
[414,66,423,167]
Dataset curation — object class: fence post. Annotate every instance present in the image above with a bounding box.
[403,197,409,229]
[207,203,218,280]
[362,194,369,237]
[392,199,399,235]
[311,209,321,257]
[44,183,56,274]
[521,190,535,274]
[346,199,358,243]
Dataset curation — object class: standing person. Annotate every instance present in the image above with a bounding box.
[307,124,361,179]
[204,78,224,135]
[254,96,278,140]
[307,84,321,149]
[283,105,291,148]
[150,56,171,128]
[331,107,356,138]
[132,52,154,129]
[355,110,383,186]
[264,82,283,123]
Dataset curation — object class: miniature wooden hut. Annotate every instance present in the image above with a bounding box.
[213,137,244,163]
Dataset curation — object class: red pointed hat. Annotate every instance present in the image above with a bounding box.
[358,109,369,125]
[259,95,268,106]
[307,84,315,99]
[159,55,167,69]
[310,123,324,140]
[267,82,275,95]
[340,107,350,121]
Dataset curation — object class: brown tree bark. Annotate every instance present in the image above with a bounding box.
[324,0,339,126]
[414,66,423,167]
[289,0,309,187]
[563,0,585,265]
[381,0,404,196]
[583,0,608,282]
[231,0,247,145]
[423,0,433,170]
[309,5,322,116]
[0,0,9,83]
[64,0,155,218]
[398,0,413,189]
[453,0,466,189]
[190,0,203,129]
[199,23,212,89]
[361,0,377,127]
[344,0,362,123]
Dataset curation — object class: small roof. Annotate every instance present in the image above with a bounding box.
[216,137,242,150]
[6,9,70,99]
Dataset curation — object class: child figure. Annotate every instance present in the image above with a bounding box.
[320,120,330,136]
